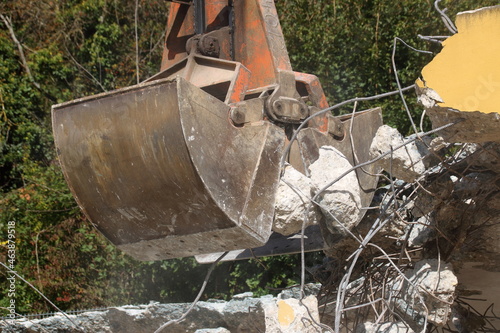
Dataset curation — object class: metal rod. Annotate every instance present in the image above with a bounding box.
[194,0,205,34]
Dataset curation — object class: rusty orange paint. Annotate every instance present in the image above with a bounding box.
[255,0,292,72]
[160,0,330,129]
[161,1,228,70]
[205,0,228,31]
[161,2,194,70]
[227,65,251,104]
[233,0,293,89]
[162,0,293,89]
[294,72,329,133]
[233,0,277,89]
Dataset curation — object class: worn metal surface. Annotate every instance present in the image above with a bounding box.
[266,70,309,123]
[196,225,325,263]
[294,72,329,133]
[162,0,292,90]
[161,1,232,68]
[147,54,250,104]
[53,77,285,260]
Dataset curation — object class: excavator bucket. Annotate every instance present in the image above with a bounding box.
[53,0,383,261]
[53,77,285,261]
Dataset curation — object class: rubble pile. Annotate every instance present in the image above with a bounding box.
[3,287,322,333]
[315,135,499,332]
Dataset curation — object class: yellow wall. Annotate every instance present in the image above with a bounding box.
[420,5,500,114]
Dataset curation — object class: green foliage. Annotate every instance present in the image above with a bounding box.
[0,0,168,314]
[0,0,496,316]
[226,253,322,297]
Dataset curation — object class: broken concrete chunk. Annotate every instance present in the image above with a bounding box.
[454,172,497,195]
[389,259,457,329]
[261,295,321,333]
[416,86,444,109]
[423,107,500,143]
[309,146,362,235]
[219,293,322,333]
[369,125,426,182]
[355,321,415,333]
[222,296,265,331]
[454,142,500,173]
[273,165,321,236]
[406,133,445,169]
[195,328,231,333]
[231,291,254,300]
[416,5,500,143]
[277,283,321,300]
[428,136,447,152]
[450,302,489,333]
[407,215,434,247]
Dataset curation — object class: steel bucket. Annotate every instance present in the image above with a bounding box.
[52,77,285,260]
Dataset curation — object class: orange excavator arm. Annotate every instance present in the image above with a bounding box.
[51,0,382,261]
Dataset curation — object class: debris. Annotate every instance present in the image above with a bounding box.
[355,321,415,333]
[406,214,434,247]
[428,136,447,153]
[278,283,321,300]
[450,301,488,333]
[273,165,321,235]
[407,134,446,169]
[455,142,500,173]
[222,295,265,331]
[369,125,426,182]
[309,146,362,235]
[195,328,231,333]
[411,189,440,218]
[261,295,321,333]
[3,290,322,333]
[274,145,370,238]
[424,107,500,143]
[454,172,497,195]
[231,292,254,300]
[389,259,457,329]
